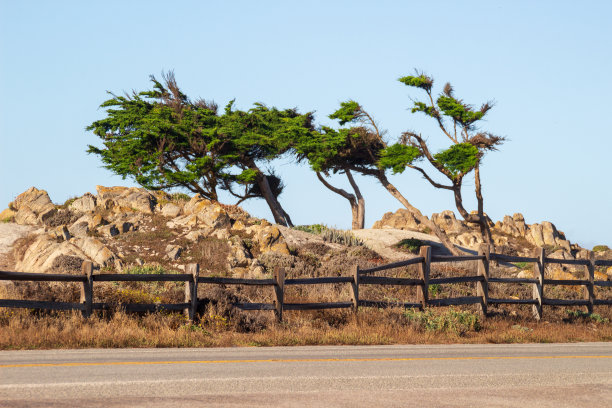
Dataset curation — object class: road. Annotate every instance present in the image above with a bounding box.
[1,343,611,407]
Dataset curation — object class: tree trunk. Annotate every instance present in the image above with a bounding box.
[250,163,293,227]
[316,172,364,229]
[345,169,365,229]
[474,165,494,249]
[376,172,463,255]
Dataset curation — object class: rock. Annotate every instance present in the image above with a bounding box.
[541,222,558,246]
[548,249,574,260]
[372,209,425,232]
[160,203,182,218]
[452,232,482,249]
[98,224,119,237]
[72,237,115,267]
[69,193,97,213]
[431,210,467,234]
[116,222,134,233]
[255,225,290,255]
[227,237,251,267]
[512,213,527,236]
[165,244,182,260]
[181,196,232,230]
[14,234,88,272]
[0,208,16,222]
[184,228,213,242]
[167,214,198,229]
[493,235,509,247]
[68,220,89,237]
[89,214,105,229]
[96,186,156,214]
[526,224,545,247]
[14,207,38,225]
[499,215,521,237]
[10,187,55,215]
[54,225,71,241]
[606,267,612,280]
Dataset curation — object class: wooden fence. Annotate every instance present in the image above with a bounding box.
[1,245,611,321]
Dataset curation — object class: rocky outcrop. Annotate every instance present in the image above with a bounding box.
[10,187,57,225]
[96,186,157,214]
[372,209,426,232]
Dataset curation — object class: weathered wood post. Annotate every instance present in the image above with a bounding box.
[80,261,93,318]
[532,247,545,320]
[585,251,595,314]
[477,244,490,317]
[351,264,360,314]
[184,263,199,321]
[416,246,431,310]
[273,267,285,322]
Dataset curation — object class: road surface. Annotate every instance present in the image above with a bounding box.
[1,343,611,407]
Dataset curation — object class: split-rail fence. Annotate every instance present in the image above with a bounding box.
[1,245,611,321]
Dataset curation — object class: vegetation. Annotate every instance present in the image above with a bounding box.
[395,71,505,248]
[593,245,610,252]
[394,238,424,253]
[87,72,313,227]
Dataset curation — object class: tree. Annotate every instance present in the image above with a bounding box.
[395,72,505,246]
[315,100,463,254]
[87,72,310,226]
[294,125,376,229]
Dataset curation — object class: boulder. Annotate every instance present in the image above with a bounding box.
[72,237,115,267]
[372,209,425,231]
[96,186,156,214]
[14,234,88,272]
[512,213,527,236]
[68,220,89,238]
[10,187,57,225]
[165,244,182,260]
[452,232,482,249]
[254,225,290,255]
[431,210,467,234]
[227,237,251,268]
[160,203,182,218]
[69,193,97,213]
[98,224,119,237]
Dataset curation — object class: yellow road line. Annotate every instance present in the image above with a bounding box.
[1,355,611,368]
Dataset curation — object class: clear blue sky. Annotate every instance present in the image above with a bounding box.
[1,0,610,249]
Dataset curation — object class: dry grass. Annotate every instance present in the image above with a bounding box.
[1,306,610,350]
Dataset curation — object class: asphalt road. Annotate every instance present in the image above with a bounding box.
[1,343,611,407]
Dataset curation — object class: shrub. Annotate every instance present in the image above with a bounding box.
[394,238,424,253]
[513,262,531,270]
[404,308,481,335]
[593,245,610,253]
[293,224,329,235]
[125,265,169,275]
[321,229,364,247]
[565,310,609,324]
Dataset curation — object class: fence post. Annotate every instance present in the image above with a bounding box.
[351,264,360,314]
[532,247,545,320]
[273,267,285,322]
[477,244,490,317]
[184,263,199,321]
[585,251,595,314]
[80,261,93,318]
[416,246,431,310]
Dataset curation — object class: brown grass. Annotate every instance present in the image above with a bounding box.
[1,306,610,350]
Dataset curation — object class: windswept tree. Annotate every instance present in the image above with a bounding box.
[313,100,462,254]
[396,72,505,246]
[294,124,379,229]
[87,72,310,226]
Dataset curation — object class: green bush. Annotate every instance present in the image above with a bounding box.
[125,265,169,275]
[565,310,609,323]
[513,261,531,270]
[394,238,424,253]
[593,245,610,252]
[404,308,482,335]
[292,224,329,235]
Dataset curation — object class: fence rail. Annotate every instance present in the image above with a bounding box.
[0,245,610,321]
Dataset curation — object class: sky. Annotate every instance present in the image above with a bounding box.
[1,0,610,249]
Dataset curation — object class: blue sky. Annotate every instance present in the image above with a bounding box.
[1,0,610,248]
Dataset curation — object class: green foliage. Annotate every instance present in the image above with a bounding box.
[394,238,424,253]
[398,74,433,92]
[170,192,191,202]
[87,73,313,206]
[404,308,482,335]
[125,265,170,275]
[593,245,610,252]
[328,100,361,125]
[434,143,479,177]
[378,144,422,174]
[436,95,484,126]
[411,101,437,117]
[565,310,609,324]
[292,224,329,235]
[428,284,441,297]
[513,262,531,270]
